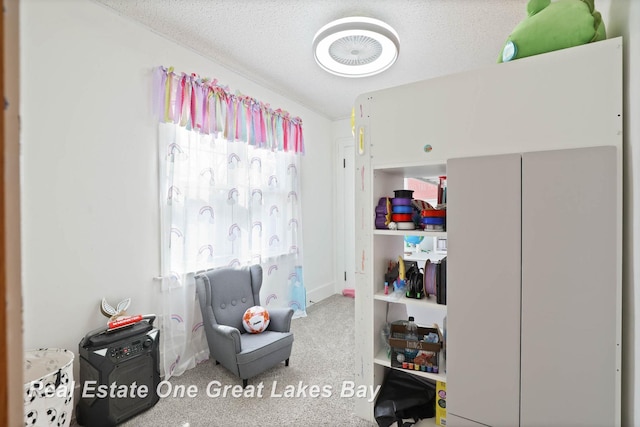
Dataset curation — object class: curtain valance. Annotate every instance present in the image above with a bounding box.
[153,66,304,154]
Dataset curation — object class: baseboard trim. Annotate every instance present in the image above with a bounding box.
[306,282,336,307]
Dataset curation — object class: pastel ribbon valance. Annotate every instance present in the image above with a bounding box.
[153,66,304,154]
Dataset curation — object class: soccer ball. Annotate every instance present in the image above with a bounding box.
[242,306,270,334]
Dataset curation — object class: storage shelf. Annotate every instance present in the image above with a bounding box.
[374,229,447,238]
[373,163,447,179]
[374,291,447,311]
[403,252,447,263]
[375,349,446,383]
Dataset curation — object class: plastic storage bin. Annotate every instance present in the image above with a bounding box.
[24,348,74,427]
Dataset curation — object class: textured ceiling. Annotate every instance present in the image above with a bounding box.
[94,0,527,120]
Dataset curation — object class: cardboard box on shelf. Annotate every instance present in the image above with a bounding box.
[388,323,442,373]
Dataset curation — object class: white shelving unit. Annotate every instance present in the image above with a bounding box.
[358,162,449,425]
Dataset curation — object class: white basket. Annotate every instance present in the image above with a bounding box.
[24,348,74,427]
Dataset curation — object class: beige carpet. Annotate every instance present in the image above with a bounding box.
[73,294,376,426]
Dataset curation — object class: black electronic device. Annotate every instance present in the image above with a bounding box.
[404,261,424,299]
[76,316,160,427]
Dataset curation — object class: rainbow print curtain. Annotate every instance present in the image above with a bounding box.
[154,67,306,379]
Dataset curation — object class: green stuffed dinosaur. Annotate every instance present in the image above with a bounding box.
[498,0,606,62]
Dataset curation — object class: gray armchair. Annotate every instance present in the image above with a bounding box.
[195,265,294,388]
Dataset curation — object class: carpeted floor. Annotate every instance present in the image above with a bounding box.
[73,294,376,426]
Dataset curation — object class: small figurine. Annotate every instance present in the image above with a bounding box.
[101,297,131,321]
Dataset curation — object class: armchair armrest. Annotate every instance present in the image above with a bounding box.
[210,324,242,353]
[267,308,294,332]
[205,324,242,376]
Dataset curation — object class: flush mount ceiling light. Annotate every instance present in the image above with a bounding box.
[312,17,400,78]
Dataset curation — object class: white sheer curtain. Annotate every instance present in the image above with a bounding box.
[157,122,306,379]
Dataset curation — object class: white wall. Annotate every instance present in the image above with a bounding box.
[19,0,334,378]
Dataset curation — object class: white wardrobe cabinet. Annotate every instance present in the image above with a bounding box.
[353,37,622,426]
[447,146,619,427]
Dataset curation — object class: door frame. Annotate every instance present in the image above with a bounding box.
[335,137,355,293]
[3,0,24,425]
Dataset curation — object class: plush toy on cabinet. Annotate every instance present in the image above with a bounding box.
[498,0,606,63]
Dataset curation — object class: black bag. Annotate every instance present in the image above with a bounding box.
[374,369,436,427]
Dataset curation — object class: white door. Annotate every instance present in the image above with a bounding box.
[337,138,355,292]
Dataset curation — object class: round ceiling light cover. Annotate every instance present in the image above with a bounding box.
[313,17,400,78]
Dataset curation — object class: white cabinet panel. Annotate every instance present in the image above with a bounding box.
[358,38,622,169]
[446,154,521,427]
[448,413,492,427]
[520,147,619,427]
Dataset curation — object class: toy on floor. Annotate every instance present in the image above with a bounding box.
[342,288,355,298]
[498,0,606,63]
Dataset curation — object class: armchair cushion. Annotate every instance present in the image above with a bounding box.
[238,331,294,365]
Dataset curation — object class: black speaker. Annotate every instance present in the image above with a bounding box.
[76,318,160,427]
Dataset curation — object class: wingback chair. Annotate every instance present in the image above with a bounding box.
[195,265,294,387]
